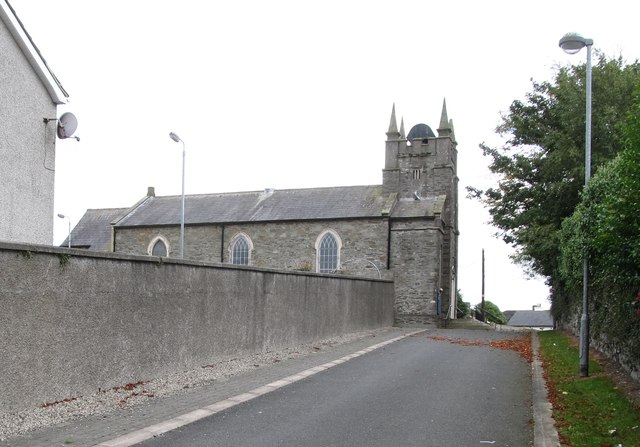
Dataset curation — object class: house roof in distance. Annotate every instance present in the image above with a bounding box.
[61,208,129,250]
[507,310,554,328]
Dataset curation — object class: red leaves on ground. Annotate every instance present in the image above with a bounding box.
[111,380,147,392]
[429,335,533,362]
[41,381,150,409]
[40,397,78,408]
[110,380,154,406]
[489,337,533,363]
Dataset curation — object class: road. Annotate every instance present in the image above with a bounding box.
[138,330,532,447]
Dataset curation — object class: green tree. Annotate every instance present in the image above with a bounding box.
[468,55,640,283]
[476,300,507,325]
[589,89,640,278]
[456,290,470,318]
[557,89,640,355]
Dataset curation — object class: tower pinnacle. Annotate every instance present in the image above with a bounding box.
[386,103,400,139]
[437,98,452,137]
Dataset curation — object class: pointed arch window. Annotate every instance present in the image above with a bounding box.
[148,235,170,257]
[316,230,342,273]
[230,233,253,265]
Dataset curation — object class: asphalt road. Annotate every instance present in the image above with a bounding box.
[138,330,532,447]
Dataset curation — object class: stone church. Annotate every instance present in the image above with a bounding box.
[68,102,459,324]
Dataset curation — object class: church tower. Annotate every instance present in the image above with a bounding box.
[384,101,459,324]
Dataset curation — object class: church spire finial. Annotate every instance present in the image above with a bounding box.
[438,98,452,137]
[386,103,400,139]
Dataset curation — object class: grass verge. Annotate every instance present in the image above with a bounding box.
[538,330,640,446]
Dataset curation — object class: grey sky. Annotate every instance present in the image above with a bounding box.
[12,0,639,311]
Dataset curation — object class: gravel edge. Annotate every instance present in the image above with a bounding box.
[0,328,391,440]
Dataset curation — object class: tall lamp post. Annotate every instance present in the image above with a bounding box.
[57,213,71,248]
[559,32,593,377]
[169,132,186,258]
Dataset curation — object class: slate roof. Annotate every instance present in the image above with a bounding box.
[507,310,554,328]
[115,185,437,227]
[61,208,129,250]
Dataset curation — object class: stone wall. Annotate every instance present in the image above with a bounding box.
[115,215,451,324]
[390,220,444,324]
[558,308,640,382]
[0,242,394,413]
[115,219,390,279]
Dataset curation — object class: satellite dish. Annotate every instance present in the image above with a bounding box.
[57,112,79,139]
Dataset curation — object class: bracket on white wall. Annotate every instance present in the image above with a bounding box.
[43,112,80,141]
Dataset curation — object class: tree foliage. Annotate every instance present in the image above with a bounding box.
[476,300,507,325]
[468,55,640,281]
[456,290,470,318]
[557,89,640,366]
[470,54,640,372]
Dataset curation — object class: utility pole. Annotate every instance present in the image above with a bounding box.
[481,249,486,322]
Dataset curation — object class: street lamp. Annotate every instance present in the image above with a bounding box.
[559,32,593,377]
[57,213,71,248]
[169,132,186,258]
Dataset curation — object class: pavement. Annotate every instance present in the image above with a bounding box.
[1,324,560,447]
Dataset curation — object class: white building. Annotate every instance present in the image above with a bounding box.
[0,0,69,244]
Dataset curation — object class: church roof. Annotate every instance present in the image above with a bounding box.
[116,185,401,227]
[61,208,129,250]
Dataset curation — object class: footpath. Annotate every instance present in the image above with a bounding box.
[1,325,559,447]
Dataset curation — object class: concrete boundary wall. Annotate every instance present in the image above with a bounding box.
[0,242,394,413]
